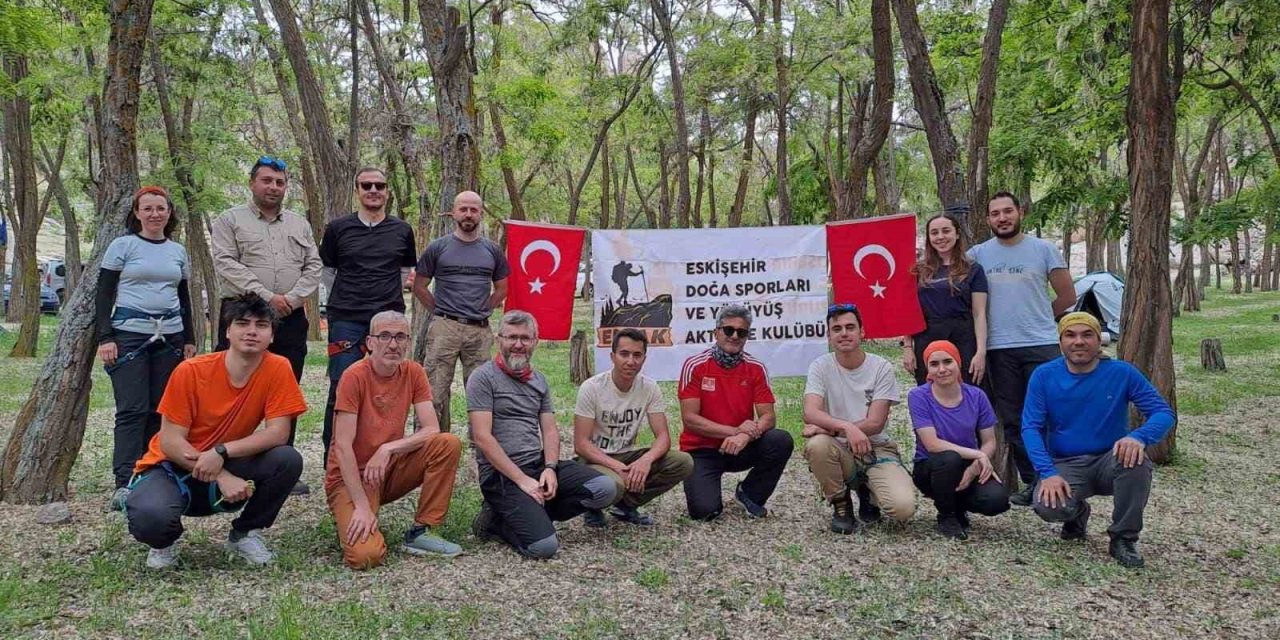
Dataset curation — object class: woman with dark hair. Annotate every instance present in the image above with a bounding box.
[902,214,988,386]
[97,186,197,511]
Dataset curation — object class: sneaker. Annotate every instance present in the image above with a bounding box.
[402,527,462,558]
[1060,501,1090,541]
[289,481,310,496]
[957,511,972,534]
[609,505,654,526]
[734,484,768,518]
[1109,537,1145,569]
[1010,484,1034,507]
[472,501,500,542]
[108,487,130,512]
[146,543,178,570]
[936,515,968,540]
[830,492,857,535]
[223,530,276,566]
[582,508,608,529]
[855,485,882,523]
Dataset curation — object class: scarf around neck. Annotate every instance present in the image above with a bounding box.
[495,352,534,382]
[710,344,744,369]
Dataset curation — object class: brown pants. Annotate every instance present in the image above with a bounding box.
[423,317,493,433]
[802,435,917,523]
[326,433,463,569]
[587,449,694,509]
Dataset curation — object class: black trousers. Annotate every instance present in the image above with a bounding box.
[480,459,615,558]
[910,314,979,386]
[108,329,184,489]
[216,298,308,447]
[985,345,1060,484]
[911,451,1010,518]
[125,446,303,549]
[683,429,794,520]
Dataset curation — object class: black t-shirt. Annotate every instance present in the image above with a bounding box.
[916,262,988,320]
[319,213,417,325]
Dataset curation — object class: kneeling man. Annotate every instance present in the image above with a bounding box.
[126,293,306,569]
[468,310,616,558]
[327,311,464,569]
[574,328,693,527]
[1023,312,1176,568]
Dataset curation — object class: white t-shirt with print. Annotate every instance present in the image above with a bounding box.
[804,352,901,444]
[574,371,666,454]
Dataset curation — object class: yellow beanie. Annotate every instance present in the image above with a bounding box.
[1057,311,1102,336]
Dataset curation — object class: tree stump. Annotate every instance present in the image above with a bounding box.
[570,330,593,384]
[1200,338,1226,371]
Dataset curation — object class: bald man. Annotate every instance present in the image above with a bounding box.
[414,191,510,432]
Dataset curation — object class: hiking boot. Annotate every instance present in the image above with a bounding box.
[1010,484,1034,507]
[224,530,276,566]
[107,487,130,513]
[1060,502,1090,541]
[610,505,654,526]
[957,511,972,534]
[472,501,500,541]
[830,492,857,535]
[402,527,462,558]
[289,481,310,497]
[582,508,608,529]
[734,484,768,518]
[936,515,968,540]
[1109,537,1145,569]
[146,543,178,570]
[855,484,881,523]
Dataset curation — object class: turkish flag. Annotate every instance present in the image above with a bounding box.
[504,221,586,340]
[826,214,925,339]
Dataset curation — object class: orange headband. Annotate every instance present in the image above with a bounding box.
[133,185,171,202]
[922,340,962,382]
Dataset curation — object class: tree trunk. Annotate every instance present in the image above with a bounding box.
[1120,0,1178,463]
[1199,338,1225,371]
[874,138,900,215]
[37,141,81,300]
[488,3,524,221]
[418,0,479,230]
[658,142,672,229]
[1229,232,1242,293]
[4,50,44,356]
[599,134,611,229]
[0,0,158,503]
[833,0,893,221]
[963,0,1010,244]
[770,0,791,225]
[650,0,691,228]
[347,0,361,171]
[692,104,708,228]
[1061,213,1074,271]
[1085,207,1106,272]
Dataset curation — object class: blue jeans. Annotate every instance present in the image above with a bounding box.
[323,320,369,462]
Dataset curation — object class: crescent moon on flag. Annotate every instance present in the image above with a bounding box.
[520,240,562,274]
[853,244,896,280]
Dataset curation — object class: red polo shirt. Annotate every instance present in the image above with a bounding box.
[677,349,775,451]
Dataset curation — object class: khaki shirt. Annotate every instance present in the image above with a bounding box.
[210,202,322,306]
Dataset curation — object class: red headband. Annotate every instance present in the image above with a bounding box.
[922,340,962,382]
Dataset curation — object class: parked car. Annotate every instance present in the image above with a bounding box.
[43,258,68,304]
[3,280,61,315]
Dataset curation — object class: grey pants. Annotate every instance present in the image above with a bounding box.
[1032,451,1152,542]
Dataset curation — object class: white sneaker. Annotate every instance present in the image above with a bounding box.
[146,544,178,570]
[223,530,276,566]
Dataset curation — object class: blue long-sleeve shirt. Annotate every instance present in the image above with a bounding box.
[1021,357,1176,479]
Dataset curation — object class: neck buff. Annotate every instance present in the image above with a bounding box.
[710,344,744,369]
[495,351,533,382]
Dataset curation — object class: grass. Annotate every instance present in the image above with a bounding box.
[0,291,1277,637]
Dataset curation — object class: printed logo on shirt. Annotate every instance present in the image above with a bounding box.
[702,377,716,392]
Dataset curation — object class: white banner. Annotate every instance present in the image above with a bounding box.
[591,226,829,381]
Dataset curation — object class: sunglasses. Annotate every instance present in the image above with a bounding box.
[255,155,287,171]
[827,303,859,314]
[718,326,750,339]
[359,181,388,192]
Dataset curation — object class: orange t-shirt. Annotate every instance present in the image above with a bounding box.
[324,358,433,490]
[134,352,308,473]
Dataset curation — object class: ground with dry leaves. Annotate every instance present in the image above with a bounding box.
[0,294,1277,639]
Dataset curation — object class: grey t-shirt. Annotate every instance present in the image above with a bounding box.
[967,236,1067,350]
[416,235,510,321]
[466,360,553,481]
[102,234,189,335]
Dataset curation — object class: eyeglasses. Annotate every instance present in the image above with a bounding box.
[499,334,535,345]
[371,332,411,345]
[359,181,388,192]
[827,303,859,314]
[255,155,287,171]
[718,326,749,339]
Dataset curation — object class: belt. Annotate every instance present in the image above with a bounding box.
[434,312,489,327]
[112,306,181,323]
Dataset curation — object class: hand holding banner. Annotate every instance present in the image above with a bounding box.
[826,214,925,339]
[505,221,586,340]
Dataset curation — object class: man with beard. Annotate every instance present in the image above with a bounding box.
[1023,313,1175,568]
[967,192,1075,506]
[467,311,616,559]
[679,304,793,521]
[211,156,321,495]
[414,191,510,433]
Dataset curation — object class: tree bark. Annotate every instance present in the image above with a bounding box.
[3,50,43,356]
[963,0,1010,243]
[833,0,893,221]
[770,0,791,225]
[347,0,361,171]
[487,2,524,221]
[874,138,901,215]
[0,0,157,503]
[37,141,81,300]
[418,0,479,227]
[650,0,691,227]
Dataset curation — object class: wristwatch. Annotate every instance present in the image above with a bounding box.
[214,444,230,461]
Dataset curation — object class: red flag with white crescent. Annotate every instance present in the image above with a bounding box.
[826,214,925,339]
[504,221,586,340]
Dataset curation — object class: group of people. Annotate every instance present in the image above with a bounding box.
[96,159,1175,573]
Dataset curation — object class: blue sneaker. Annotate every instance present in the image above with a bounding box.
[403,527,462,558]
[582,508,608,528]
[734,484,768,518]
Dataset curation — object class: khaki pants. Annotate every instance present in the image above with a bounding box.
[587,449,694,509]
[802,434,917,523]
[326,433,463,570]
[423,317,494,432]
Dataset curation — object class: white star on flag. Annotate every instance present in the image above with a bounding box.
[869,280,886,298]
[528,277,546,294]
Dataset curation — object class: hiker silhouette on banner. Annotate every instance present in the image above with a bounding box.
[611,261,645,306]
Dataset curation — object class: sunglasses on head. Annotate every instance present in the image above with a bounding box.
[827,303,859,314]
[718,326,750,339]
[255,155,287,171]
[359,181,388,192]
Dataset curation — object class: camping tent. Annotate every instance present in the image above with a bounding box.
[1073,271,1124,336]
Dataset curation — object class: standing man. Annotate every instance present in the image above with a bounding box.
[211,155,321,495]
[611,261,643,305]
[413,191,509,434]
[467,311,616,559]
[967,191,1076,505]
[573,328,693,528]
[1023,313,1176,568]
[319,167,419,460]
[678,304,793,521]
